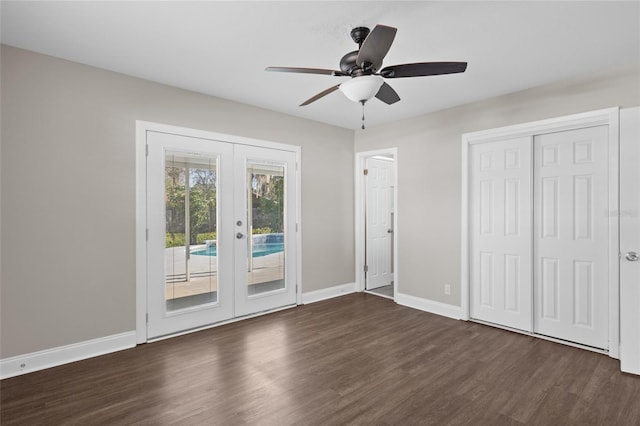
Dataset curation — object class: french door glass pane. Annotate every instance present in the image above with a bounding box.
[165,151,218,311]
[246,162,285,295]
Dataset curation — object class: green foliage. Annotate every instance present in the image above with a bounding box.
[252,227,272,234]
[251,175,284,233]
[196,232,217,244]
[166,233,186,248]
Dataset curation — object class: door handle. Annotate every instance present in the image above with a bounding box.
[387,229,393,234]
[625,251,639,262]
[236,232,244,239]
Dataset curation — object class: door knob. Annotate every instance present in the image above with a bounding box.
[236,232,244,239]
[387,229,393,234]
[625,251,639,262]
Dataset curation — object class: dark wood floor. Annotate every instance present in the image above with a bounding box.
[2,293,640,425]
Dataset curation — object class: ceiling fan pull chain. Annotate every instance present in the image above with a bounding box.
[361,101,366,130]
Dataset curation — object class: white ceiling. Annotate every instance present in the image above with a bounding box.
[2,1,639,130]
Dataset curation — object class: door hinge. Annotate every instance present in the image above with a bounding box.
[363,168,368,175]
[145,144,149,156]
[364,264,369,272]
[146,229,149,241]
[146,313,149,323]
[296,161,299,171]
[296,223,298,232]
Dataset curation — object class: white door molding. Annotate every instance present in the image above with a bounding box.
[461,107,620,357]
[355,148,398,297]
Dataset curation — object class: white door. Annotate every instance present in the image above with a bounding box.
[146,131,297,339]
[233,144,297,317]
[620,107,640,374]
[533,126,609,349]
[469,137,533,331]
[365,157,394,290]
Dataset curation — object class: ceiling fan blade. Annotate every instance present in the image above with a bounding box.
[375,82,400,105]
[356,24,397,72]
[379,62,467,78]
[266,67,347,77]
[300,84,341,106]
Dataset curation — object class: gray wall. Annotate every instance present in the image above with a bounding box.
[355,64,640,306]
[0,45,355,358]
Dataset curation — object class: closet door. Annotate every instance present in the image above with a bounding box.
[533,126,609,349]
[470,137,532,331]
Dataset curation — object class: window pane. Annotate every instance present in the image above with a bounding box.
[246,163,285,295]
[165,151,218,311]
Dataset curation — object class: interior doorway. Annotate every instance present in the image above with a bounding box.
[355,149,398,300]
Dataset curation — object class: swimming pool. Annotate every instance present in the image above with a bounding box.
[191,243,284,258]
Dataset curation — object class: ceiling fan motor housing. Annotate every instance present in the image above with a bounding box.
[339,50,361,75]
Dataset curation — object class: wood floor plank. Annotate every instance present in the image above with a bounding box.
[2,293,640,425]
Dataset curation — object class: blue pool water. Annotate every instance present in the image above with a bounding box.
[192,243,284,258]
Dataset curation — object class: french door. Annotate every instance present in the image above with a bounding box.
[146,131,297,339]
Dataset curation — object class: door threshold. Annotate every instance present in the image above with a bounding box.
[364,290,394,301]
[470,318,609,356]
[147,304,297,343]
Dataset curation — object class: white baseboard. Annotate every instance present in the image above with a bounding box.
[302,282,356,304]
[1,331,137,379]
[395,292,463,320]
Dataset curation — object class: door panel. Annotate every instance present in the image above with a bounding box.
[147,132,234,338]
[619,107,640,374]
[233,144,297,317]
[470,137,532,331]
[365,157,394,290]
[533,126,609,349]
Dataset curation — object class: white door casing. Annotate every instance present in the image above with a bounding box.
[620,107,640,374]
[469,136,533,331]
[533,126,610,349]
[365,157,394,290]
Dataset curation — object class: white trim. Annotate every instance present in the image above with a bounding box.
[460,138,470,321]
[607,108,620,359]
[136,121,303,343]
[461,107,620,357]
[0,331,136,379]
[395,292,463,320]
[354,148,399,300]
[462,107,618,144]
[135,122,147,344]
[296,148,303,306]
[301,283,357,304]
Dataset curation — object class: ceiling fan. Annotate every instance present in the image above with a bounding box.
[266,24,467,128]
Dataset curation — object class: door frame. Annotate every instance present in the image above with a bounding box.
[461,107,620,358]
[135,121,302,344]
[355,148,398,297]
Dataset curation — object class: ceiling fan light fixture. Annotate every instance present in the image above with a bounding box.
[339,75,383,103]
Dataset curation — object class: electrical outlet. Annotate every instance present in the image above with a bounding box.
[444,284,451,295]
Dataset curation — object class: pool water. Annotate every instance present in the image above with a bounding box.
[191,243,284,258]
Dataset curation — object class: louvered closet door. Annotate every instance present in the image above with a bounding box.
[470,137,532,331]
[533,126,609,349]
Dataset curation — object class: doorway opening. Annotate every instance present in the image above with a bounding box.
[355,148,398,300]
